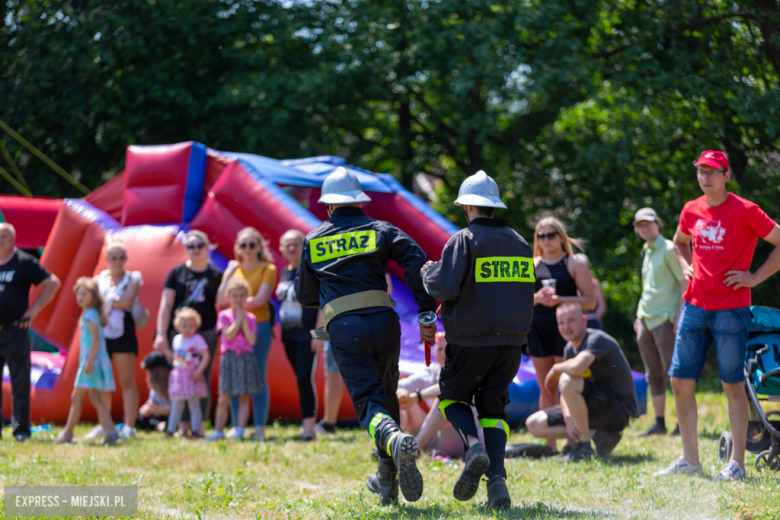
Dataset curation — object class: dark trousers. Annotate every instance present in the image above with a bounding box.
[283,339,318,419]
[439,344,523,420]
[135,413,168,432]
[439,344,523,479]
[0,327,31,437]
[328,310,401,438]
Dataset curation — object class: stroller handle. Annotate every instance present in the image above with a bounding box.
[760,367,780,385]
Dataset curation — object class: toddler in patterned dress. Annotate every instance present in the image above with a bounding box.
[57,277,117,444]
[164,307,211,438]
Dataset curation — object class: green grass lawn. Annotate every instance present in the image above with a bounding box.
[1,390,779,519]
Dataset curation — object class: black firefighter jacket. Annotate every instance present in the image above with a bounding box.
[421,217,534,347]
[295,206,437,321]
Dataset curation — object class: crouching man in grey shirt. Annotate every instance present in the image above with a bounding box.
[526,303,638,461]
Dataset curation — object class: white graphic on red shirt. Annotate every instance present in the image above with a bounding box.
[693,219,726,251]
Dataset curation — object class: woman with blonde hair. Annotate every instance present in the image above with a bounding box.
[89,239,143,440]
[528,216,596,451]
[218,227,277,440]
[154,230,223,435]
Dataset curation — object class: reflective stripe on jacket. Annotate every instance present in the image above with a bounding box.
[422,217,534,347]
[295,206,436,317]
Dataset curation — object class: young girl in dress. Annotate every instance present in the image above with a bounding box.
[165,307,211,438]
[57,277,118,444]
[206,278,263,441]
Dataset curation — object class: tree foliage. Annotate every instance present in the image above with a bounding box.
[3,0,780,362]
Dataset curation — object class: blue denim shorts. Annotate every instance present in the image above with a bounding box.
[323,341,340,373]
[669,302,750,384]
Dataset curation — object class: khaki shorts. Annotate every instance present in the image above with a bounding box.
[636,319,675,396]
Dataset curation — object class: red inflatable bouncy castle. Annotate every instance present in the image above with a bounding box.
[3,141,649,427]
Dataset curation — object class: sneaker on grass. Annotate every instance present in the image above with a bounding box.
[653,457,702,477]
[101,430,119,445]
[562,441,594,462]
[316,420,337,435]
[638,423,667,437]
[118,425,136,440]
[715,460,746,481]
[205,431,225,442]
[593,431,622,457]
[83,425,105,440]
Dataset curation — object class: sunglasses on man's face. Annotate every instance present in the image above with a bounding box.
[696,167,726,178]
[186,242,205,251]
[537,231,559,240]
[239,242,258,250]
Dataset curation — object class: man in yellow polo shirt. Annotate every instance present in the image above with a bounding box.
[633,207,686,436]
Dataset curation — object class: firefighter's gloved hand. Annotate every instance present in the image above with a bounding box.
[419,321,437,344]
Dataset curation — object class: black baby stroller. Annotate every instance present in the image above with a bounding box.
[718,306,780,472]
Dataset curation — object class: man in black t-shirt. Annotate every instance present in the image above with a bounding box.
[525,303,637,461]
[0,223,61,441]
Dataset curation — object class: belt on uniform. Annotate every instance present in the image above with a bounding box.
[310,290,395,341]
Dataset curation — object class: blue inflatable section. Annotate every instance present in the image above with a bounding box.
[183,142,207,223]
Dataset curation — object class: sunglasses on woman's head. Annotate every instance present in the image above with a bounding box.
[537,231,559,240]
[186,242,205,251]
[238,242,257,250]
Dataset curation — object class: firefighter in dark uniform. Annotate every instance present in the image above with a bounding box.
[421,171,534,510]
[295,167,438,505]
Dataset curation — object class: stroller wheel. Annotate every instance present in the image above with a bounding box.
[755,450,780,472]
[718,432,733,464]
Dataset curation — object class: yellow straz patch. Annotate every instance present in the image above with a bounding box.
[310,230,377,263]
[475,257,535,283]
[581,368,592,379]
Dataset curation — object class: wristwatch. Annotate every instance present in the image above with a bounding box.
[415,390,423,402]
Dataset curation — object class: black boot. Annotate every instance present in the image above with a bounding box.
[486,475,511,511]
[378,422,423,502]
[453,443,490,501]
[366,457,398,505]
[482,423,508,480]
[593,430,622,458]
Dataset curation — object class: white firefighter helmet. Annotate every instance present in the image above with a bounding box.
[453,170,507,208]
[318,167,372,204]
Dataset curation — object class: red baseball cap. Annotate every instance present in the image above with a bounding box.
[694,150,729,170]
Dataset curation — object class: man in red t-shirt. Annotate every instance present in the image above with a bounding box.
[654,151,780,481]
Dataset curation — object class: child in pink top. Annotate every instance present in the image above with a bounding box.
[165,307,211,437]
[217,309,257,354]
[206,278,263,441]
